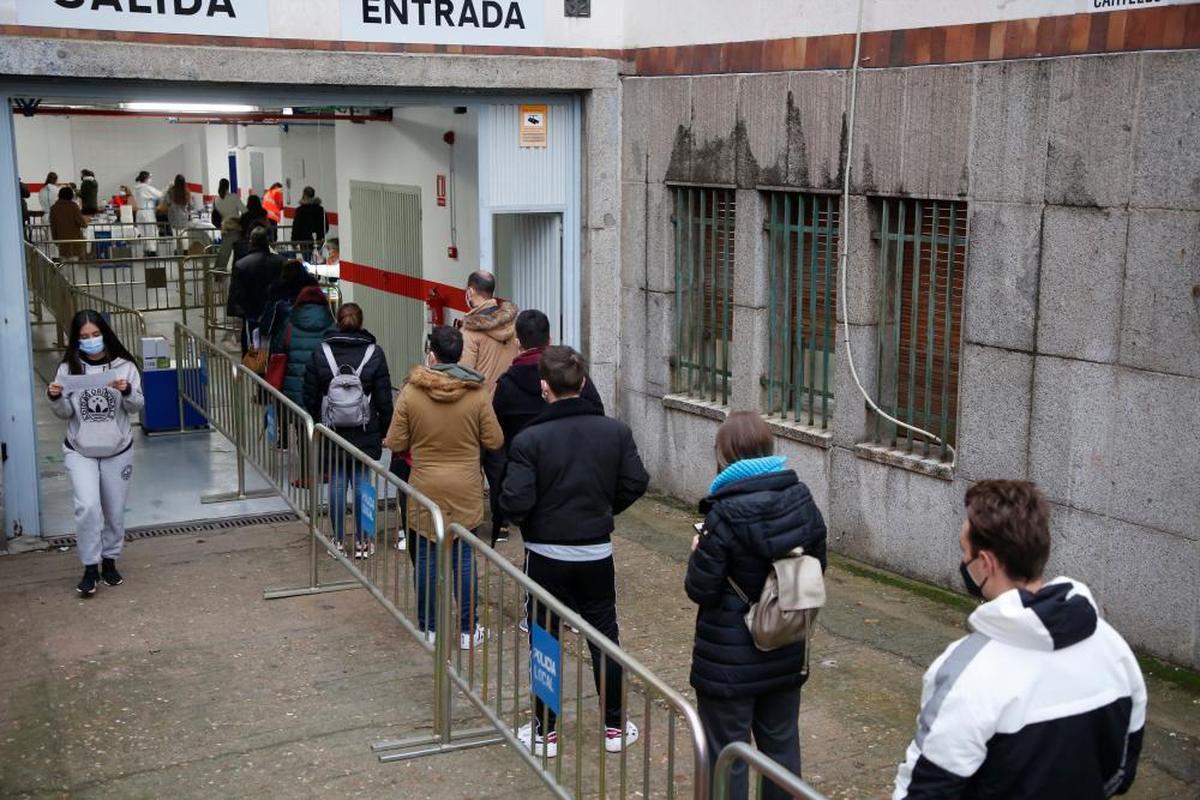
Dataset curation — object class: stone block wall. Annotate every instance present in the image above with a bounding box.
[618,50,1200,668]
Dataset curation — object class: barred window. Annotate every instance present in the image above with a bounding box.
[763,192,840,428]
[672,187,736,403]
[872,198,967,461]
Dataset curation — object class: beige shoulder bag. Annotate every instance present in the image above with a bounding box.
[728,547,826,671]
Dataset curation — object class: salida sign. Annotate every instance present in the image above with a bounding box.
[342,0,545,46]
[18,0,270,36]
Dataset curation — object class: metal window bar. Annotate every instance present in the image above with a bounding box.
[712,742,828,800]
[871,198,967,460]
[763,193,840,427]
[672,187,735,404]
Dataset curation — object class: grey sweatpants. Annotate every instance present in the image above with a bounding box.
[63,446,134,566]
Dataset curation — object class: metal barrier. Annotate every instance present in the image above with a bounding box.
[373,522,712,800]
[713,743,827,800]
[28,236,216,321]
[169,321,719,799]
[26,242,147,354]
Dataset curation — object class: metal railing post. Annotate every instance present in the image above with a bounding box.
[307,421,320,590]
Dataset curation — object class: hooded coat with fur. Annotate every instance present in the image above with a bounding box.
[459,298,519,392]
[384,364,503,533]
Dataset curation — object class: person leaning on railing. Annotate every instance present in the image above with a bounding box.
[49,185,89,261]
[686,411,828,800]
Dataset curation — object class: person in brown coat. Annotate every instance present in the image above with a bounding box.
[384,325,503,651]
[460,271,520,393]
[49,186,89,260]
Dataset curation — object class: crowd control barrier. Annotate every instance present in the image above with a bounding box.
[712,742,827,800]
[372,522,713,800]
[168,321,729,799]
[27,242,147,353]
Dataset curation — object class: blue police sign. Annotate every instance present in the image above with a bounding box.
[357,478,377,538]
[530,623,561,716]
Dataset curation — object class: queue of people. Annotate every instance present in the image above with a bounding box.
[41,256,1147,799]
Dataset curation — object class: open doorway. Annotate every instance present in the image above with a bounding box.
[493,213,564,343]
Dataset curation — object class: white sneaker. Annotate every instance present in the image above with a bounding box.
[421,629,437,644]
[519,617,529,634]
[516,722,558,758]
[460,625,487,651]
[604,721,640,753]
[395,529,407,551]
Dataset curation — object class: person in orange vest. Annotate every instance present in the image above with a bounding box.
[263,182,284,229]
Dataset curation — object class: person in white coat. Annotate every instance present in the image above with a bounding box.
[132,170,163,255]
[47,309,145,597]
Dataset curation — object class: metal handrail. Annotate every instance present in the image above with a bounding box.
[712,742,827,800]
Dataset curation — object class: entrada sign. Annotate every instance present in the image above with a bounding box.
[341,0,545,45]
[18,0,270,36]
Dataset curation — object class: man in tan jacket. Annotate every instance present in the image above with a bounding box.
[384,325,503,652]
[459,270,520,546]
[460,271,520,393]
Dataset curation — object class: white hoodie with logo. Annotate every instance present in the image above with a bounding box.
[49,357,144,459]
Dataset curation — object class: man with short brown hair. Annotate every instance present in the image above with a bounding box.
[501,345,649,759]
[893,480,1147,799]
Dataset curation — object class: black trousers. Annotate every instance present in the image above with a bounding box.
[525,550,624,731]
[482,447,507,535]
[697,688,802,800]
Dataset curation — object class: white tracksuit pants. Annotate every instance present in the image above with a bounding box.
[63,446,134,566]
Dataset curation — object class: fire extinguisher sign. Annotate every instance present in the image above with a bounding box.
[436,174,447,207]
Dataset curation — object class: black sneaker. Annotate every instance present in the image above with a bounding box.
[77,565,99,597]
[100,558,123,587]
[492,527,510,545]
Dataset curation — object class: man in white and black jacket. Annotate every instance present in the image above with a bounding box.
[500,345,650,758]
[894,480,1146,800]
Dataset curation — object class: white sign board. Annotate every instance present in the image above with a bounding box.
[17,0,270,37]
[341,0,545,46]
[1083,0,1187,11]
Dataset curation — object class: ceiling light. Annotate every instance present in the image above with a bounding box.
[121,102,257,114]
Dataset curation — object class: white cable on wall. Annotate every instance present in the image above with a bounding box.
[838,0,956,461]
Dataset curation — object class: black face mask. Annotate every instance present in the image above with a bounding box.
[960,557,987,599]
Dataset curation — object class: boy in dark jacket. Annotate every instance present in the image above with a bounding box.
[500,346,649,759]
[490,309,604,543]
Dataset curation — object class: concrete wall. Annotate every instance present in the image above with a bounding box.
[620,50,1200,668]
[280,124,339,212]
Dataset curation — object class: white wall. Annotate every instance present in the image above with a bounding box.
[14,115,207,210]
[335,108,479,289]
[280,124,339,212]
[4,0,1188,51]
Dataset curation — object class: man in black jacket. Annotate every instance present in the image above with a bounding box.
[500,346,649,759]
[228,226,286,355]
[490,309,604,543]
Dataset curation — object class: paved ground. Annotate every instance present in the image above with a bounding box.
[1,495,1196,799]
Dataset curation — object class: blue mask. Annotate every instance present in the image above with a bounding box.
[79,337,105,356]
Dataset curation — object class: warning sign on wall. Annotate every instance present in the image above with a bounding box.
[519,105,549,149]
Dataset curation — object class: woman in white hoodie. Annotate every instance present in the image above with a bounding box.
[47,310,145,596]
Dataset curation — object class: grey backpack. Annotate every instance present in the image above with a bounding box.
[320,343,375,428]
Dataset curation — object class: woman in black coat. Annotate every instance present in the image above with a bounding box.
[685,411,827,800]
[302,303,394,560]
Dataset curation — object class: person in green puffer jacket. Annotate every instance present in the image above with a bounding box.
[271,284,335,408]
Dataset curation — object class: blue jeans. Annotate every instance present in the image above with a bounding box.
[415,534,476,634]
[329,463,368,545]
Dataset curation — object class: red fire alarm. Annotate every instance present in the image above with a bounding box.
[436,174,447,207]
[447,245,459,259]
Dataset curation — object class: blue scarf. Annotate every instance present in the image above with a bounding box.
[709,455,788,495]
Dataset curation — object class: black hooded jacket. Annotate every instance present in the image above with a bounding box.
[301,328,394,459]
[685,471,828,699]
[500,398,648,547]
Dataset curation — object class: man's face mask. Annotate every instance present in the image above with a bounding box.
[960,556,987,599]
